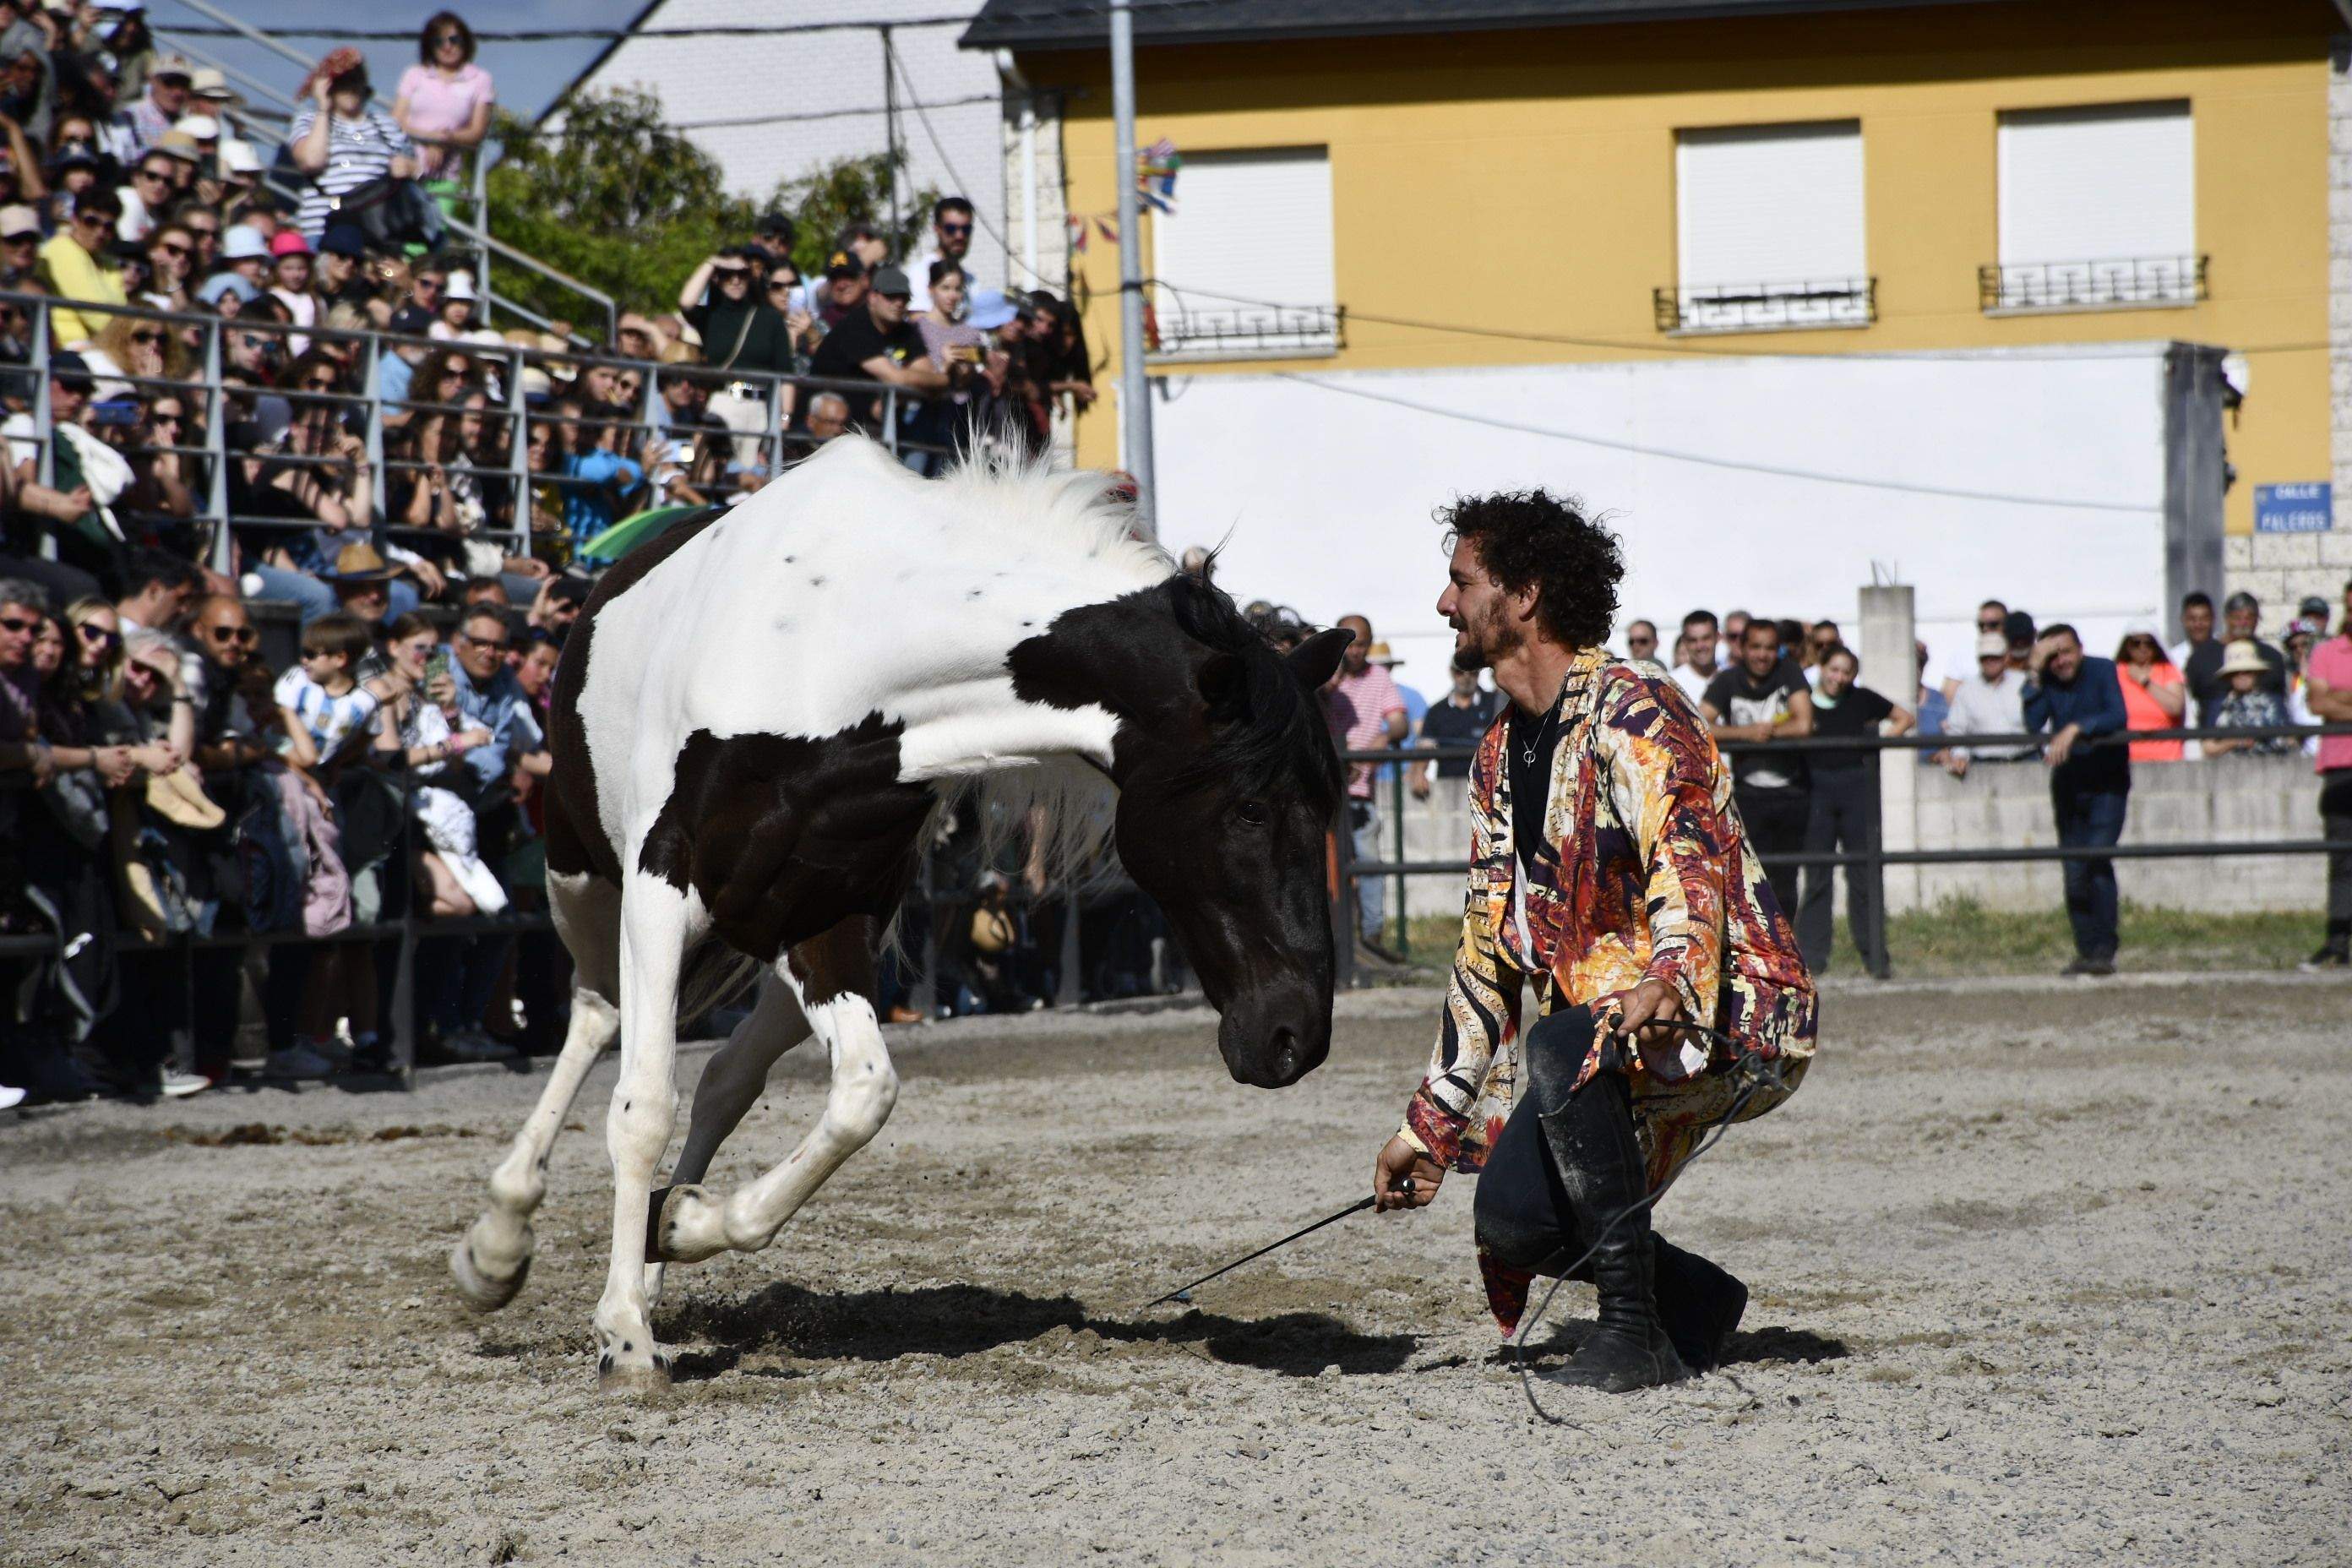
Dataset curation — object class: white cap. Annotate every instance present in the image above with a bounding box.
[172,113,220,141]
[218,139,261,175]
[220,224,270,260]
[445,270,478,302]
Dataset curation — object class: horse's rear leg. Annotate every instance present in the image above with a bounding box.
[638,971,811,1308]
[449,869,619,1312]
[651,918,896,1265]
[595,874,694,1392]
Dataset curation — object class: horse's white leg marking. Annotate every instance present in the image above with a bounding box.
[450,869,620,1312]
[653,930,896,1264]
[673,970,811,1189]
[594,874,694,1392]
[640,971,810,1308]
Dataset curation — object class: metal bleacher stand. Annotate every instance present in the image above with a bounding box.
[3,280,961,1087]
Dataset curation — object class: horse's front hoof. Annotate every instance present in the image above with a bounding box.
[449,1235,531,1313]
[596,1353,672,1395]
[645,1184,728,1265]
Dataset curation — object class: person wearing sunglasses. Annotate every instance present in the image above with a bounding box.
[678,245,798,463]
[394,12,495,183]
[141,222,195,309]
[908,194,977,317]
[116,155,181,244]
[84,311,185,400]
[36,188,128,348]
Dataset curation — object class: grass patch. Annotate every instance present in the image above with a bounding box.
[1375,896,2323,981]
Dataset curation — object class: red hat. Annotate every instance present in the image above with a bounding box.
[269,229,312,259]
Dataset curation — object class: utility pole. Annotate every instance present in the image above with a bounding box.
[1109,0,1156,535]
[881,26,901,242]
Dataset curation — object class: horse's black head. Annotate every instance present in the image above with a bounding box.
[1109,575,1350,1087]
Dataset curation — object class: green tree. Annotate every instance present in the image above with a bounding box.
[485,87,754,327]
[772,151,939,281]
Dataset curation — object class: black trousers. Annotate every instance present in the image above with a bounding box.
[1734,785,1808,922]
[2322,772,2352,936]
[1797,768,1878,973]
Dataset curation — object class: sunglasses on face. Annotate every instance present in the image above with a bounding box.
[155,240,189,258]
[131,329,161,346]
[135,167,171,183]
[3,232,33,246]
[306,376,337,391]
[150,411,182,426]
[0,614,40,634]
[939,221,972,236]
[78,623,119,647]
[205,623,257,645]
[433,32,463,45]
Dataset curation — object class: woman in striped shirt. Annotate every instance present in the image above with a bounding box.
[288,49,416,244]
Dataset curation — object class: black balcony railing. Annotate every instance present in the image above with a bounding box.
[1979,255,2208,313]
[1150,302,1344,360]
[1654,278,1876,335]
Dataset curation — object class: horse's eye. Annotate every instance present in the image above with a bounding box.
[1237,800,1269,826]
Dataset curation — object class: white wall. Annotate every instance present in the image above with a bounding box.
[1153,348,2173,691]
[567,0,1007,292]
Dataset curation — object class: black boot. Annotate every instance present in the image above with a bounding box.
[1652,1235,1746,1372]
[1533,1068,1689,1394]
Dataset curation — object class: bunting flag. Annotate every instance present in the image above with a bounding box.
[1095,215,1119,246]
[1067,213,1089,253]
[1137,137,1181,214]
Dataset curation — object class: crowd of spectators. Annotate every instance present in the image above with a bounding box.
[0,7,1102,1108]
[1274,581,2352,988]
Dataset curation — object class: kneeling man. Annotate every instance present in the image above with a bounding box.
[1373,491,1816,1391]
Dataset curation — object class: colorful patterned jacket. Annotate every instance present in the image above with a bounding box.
[1398,647,1817,1211]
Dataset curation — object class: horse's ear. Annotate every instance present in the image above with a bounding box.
[1196,651,1248,717]
[1289,628,1352,690]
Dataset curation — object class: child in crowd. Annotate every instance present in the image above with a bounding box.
[270,612,384,1075]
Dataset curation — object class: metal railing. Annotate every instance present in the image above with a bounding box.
[1331,721,2352,988]
[1979,256,2208,314]
[6,289,961,583]
[1654,278,1876,334]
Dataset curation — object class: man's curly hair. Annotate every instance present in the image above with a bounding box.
[1437,488,1621,649]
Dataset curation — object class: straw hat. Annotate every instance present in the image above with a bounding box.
[1365,640,1402,667]
[324,542,399,583]
[2215,639,2272,678]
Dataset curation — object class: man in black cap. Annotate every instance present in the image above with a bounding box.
[314,223,375,316]
[812,248,867,331]
[749,209,794,272]
[807,262,961,435]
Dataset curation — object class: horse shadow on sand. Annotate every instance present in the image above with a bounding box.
[658,1281,1418,1383]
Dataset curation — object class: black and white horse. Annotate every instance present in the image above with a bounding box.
[449,438,1350,1390]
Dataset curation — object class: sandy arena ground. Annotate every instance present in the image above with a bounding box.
[1,974,2347,1566]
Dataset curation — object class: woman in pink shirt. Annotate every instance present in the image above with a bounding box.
[394,13,495,182]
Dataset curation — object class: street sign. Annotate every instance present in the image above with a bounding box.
[2254,482,2332,534]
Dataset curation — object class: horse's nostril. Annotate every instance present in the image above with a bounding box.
[1267,1026,1301,1081]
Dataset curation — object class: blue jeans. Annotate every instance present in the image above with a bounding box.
[1349,798,1384,943]
[2053,786,2128,961]
[248,563,420,626]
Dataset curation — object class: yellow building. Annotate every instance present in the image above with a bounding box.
[967,0,2348,651]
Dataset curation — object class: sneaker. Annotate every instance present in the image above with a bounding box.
[426,1028,518,1064]
[2060,956,2115,977]
[0,1084,24,1112]
[2298,944,2349,972]
[158,1070,212,1099]
[264,1043,337,1080]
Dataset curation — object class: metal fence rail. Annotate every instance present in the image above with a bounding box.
[1334,721,2352,987]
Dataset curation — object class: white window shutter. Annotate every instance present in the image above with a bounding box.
[1672,122,1867,331]
[1995,103,2196,308]
[1152,148,1338,358]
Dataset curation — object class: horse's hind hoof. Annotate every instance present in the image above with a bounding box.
[449,1237,531,1313]
[597,1353,672,1395]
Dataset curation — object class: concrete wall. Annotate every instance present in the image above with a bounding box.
[1373,751,2327,924]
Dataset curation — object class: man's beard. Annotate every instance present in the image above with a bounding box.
[1452,597,1521,672]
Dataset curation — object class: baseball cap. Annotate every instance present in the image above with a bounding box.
[388,303,434,335]
[870,264,911,299]
[824,249,863,280]
[2298,594,2329,620]
[0,204,37,239]
[318,224,367,258]
[2001,610,2036,648]
[268,229,311,259]
[217,138,261,174]
[221,225,270,260]
[49,350,93,391]
[148,56,193,82]
[1974,632,2007,659]
[2223,590,2260,614]
[172,113,220,141]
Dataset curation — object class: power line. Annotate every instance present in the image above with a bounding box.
[1267,371,2160,513]
[886,36,1058,287]
[149,0,1242,45]
[1155,281,2332,363]
[667,92,999,133]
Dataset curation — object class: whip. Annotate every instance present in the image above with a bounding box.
[1139,1179,1413,1310]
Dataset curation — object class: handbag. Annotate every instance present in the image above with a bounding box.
[328,175,447,251]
